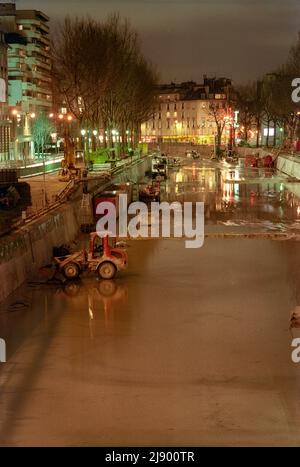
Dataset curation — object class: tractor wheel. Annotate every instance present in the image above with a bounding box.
[98,280,117,297]
[98,262,116,280]
[63,282,81,296]
[63,263,80,280]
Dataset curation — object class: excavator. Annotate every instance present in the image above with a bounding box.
[58,127,81,182]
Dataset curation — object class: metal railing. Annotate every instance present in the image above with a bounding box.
[0,154,149,238]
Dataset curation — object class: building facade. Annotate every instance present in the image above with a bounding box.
[0,30,10,161]
[141,77,232,145]
[0,3,52,160]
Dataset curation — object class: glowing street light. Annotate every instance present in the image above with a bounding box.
[81,129,86,136]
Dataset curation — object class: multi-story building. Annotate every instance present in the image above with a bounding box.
[0,2,52,160]
[0,30,10,161]
[141,77,232,145]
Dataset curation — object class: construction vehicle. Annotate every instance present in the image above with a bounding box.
[139,182,160,203]
[58,128,81,182]
[151,155,168,180]
[186,149,199,159]
[53,232,128,280]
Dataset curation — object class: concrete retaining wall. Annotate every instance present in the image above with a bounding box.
[0,204,79,302]
[0,156,151,303]
[148,142,213,157]
[276,154,300,180]
[237,147,275,158]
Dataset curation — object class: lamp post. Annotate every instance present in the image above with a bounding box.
[25,112,36,164]
[11,109,18,161]
[81,129,87,167]
[92,129,98,153]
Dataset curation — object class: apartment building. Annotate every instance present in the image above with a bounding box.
[0,30,10,161]
[141,77,232,145]
[0,3,52,160]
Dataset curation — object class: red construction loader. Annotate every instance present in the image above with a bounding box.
[54,232,128,280]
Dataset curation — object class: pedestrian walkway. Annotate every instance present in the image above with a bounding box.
[24,172,69,211]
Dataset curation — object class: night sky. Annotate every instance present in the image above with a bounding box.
[13,0,300,84]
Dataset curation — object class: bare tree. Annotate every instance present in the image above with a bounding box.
[52,14,158,158]
[232,83,257,143]
[32,113,55,204]
[208,101,227,157]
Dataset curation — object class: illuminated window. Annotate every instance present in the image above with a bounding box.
[263,128,274,136]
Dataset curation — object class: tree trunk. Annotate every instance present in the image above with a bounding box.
[266,121,270,147]
[256,117,260,147]
[216,128,222,158]
[244,125,248,142]
[273,122,277,147]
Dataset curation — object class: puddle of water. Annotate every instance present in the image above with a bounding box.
[160,160,300,231]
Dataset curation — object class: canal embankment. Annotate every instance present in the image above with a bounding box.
[0,156,151,302]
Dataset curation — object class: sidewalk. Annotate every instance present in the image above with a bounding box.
[24,172,69,211]
[0,154,64,178]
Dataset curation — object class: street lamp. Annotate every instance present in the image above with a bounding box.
[11,109,19,158]
[80,129,88,166]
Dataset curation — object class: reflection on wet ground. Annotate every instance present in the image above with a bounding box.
[1,158,300,445]
[158,159,300,232]
[1,238,300,446]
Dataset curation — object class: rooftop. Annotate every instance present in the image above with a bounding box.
[156,76,232,100]
[0,4,49,23]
